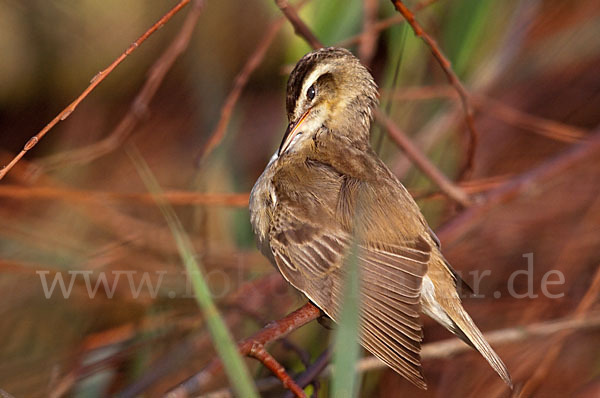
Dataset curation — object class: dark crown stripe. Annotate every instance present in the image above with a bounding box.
[286,47,353,118]
[286,55,317,117]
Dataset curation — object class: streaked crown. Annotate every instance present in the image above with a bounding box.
[285,47,379,141]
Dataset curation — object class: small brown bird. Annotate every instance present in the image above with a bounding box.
[249,47,511,389]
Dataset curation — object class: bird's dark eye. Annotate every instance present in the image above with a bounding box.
[306,85,316,101]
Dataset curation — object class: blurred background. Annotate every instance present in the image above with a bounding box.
[0,0,599,397]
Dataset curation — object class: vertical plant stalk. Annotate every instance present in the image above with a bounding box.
[331,243,362,398]
[167,302,322,398]
[127,145,259,398]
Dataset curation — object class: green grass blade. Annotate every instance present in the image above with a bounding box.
[331,242,361,398]
[127,146,259,398]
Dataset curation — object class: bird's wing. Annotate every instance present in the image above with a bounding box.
[269,191,430,388]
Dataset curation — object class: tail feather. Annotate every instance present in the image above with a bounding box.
[421,274,513,388]
[449,306,513,389]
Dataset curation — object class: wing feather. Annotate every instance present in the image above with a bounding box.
[270,212,430,386]
[265,158,434,388]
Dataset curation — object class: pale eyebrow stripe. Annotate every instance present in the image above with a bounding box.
[299,63,332,102]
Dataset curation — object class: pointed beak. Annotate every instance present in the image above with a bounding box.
[278,109,310,156]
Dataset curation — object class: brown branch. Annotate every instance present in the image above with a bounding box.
[356,311,600,374]
[166,302,322,398]
[518,266,600,395]
[386,86,587,143]
[197,17,287,163]
[248,343,306,398]
[273,2,472,207]
[201,312,600,397]
[389,0,479,180]
[38,0,205,173]
[375,110,472,207]
[473,94,586,143]
[412,174,512,201]
[337,0,440,47]
[201,348,332,398]
[275,1,470,207]
[358,0,380,66]
[275,0,323,49]
[0,0,194,181]
[0,185,249,207]
[197,0,315,164]
[437,127,600,244]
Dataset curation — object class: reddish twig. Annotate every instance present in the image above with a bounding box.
[437,127,600,244]
[204,311,600,397]
[275,0,470,207]
[200,348,332,398]
[197,0,314,164]
[518,245,600,396]
[248,343,306,398]
[358,0,380,66]
[412,174,512,201]
[473,94,586,143]
[38,0,205,173]
[197,17,287,163]
[0,0,194,181]
[118,274,286,398]
[275,0,323,49]
[376,110,472,207]
[0,185,249,207]
[337,0,440,47]
[0,151,211,255]
[386,86,587,143]
[357,311,600,374]
[167,302,322,398]
[389,0,479,180]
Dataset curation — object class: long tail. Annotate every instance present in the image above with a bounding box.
[421,271,513,388]
[446,302,513,388]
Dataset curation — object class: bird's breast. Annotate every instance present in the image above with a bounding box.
[249,160,278,257]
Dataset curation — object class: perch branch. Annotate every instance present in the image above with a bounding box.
[166,302,321,398]
[0,0,195,181]
[389,0,479,179]
[248,343,306,398]
[200,312,600,397]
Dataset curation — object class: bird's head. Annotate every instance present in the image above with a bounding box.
[278,47,379,156]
